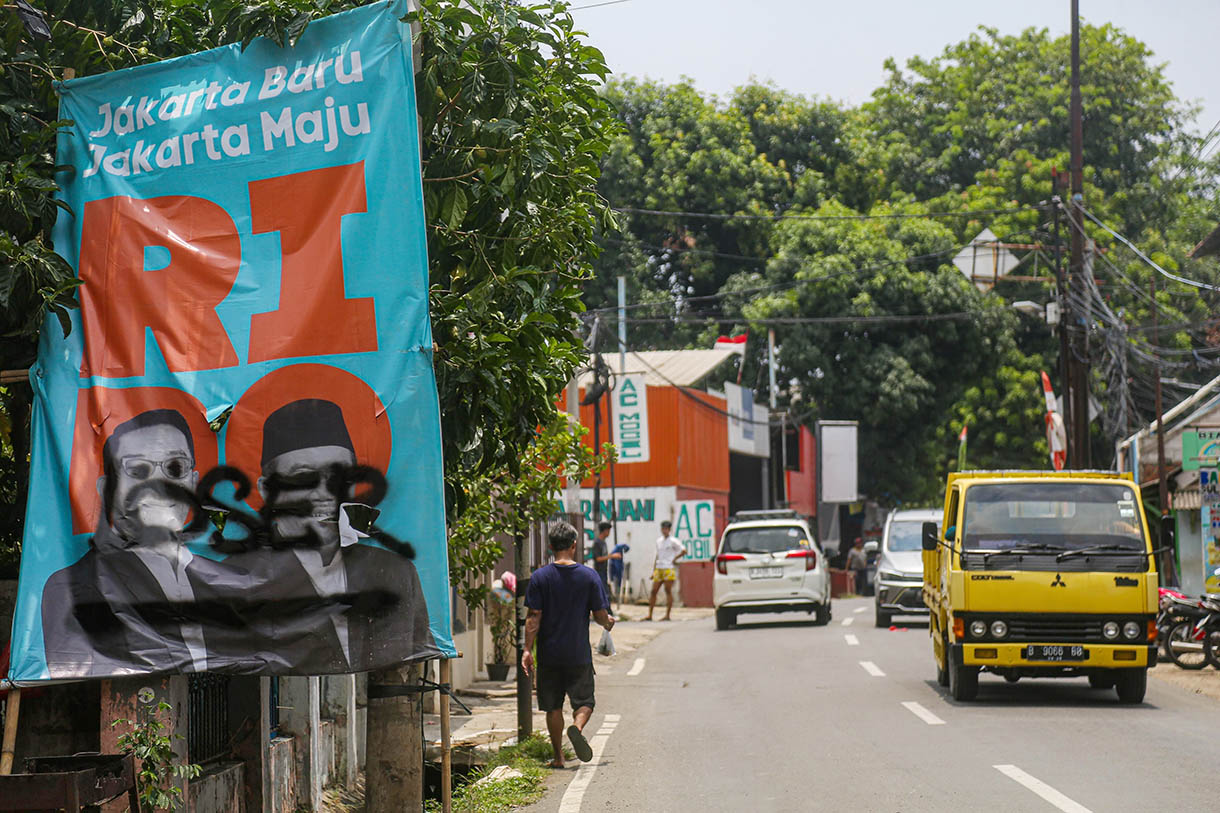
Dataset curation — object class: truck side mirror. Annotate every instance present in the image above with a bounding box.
[922,521,938,552]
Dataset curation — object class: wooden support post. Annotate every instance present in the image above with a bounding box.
[440,659,452,813]
[1,688,21,775]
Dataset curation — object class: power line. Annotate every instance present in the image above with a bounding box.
[1080,206,1220,293]
[601,334,813,428]
[613,204,1040,222]
[570,0,637,8]
[610,312,981,326]
[587,234,1042,315]
[588,246,964,314]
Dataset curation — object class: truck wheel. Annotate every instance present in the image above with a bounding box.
[949,661,978,701]
[936,630,950,687]
[814,602,832,626]
[1088,673,1114,689]
[715,608,734,631]
[1114,668,1147,704]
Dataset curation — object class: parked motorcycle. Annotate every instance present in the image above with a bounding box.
[1163,591,1220,670]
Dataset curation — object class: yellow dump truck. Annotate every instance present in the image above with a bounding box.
[921,471,1158,703]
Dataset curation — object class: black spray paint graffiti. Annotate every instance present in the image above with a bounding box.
[113,464,415,559]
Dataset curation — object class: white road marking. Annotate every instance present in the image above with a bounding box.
[853,607,866,614]
[841,617,854,626]
[844,634,859,646]
[558,732,611,812]
[603,714,621,722]
[859,661,885,677]
[626,658,645,676]
[994,764,1093,813]
[901,701,946,726]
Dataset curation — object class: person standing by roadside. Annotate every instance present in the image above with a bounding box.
[647,520,686,621]
[522,520,614,768]
[588,521,616,608]
[846,537,868,596]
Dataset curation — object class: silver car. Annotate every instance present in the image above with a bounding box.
[874,508,940,627]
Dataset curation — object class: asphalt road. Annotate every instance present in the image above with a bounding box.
[523,597,1220,812]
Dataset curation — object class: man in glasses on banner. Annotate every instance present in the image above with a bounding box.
[41,408,244,678]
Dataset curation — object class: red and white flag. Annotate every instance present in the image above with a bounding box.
[1040,371,1067,471]
[714,333,748,355]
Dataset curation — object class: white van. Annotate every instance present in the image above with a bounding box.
[712,510,831,630]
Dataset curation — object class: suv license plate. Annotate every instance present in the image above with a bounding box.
[749,566,784,579]
[1023,645,1088,662]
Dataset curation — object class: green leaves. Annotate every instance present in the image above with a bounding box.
[447,414,615,612]
[417,0,619,515]
[113,702,202,812]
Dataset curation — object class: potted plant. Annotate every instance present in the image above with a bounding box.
[486,577,515,681]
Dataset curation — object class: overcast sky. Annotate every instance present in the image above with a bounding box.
[571,0,1220,135]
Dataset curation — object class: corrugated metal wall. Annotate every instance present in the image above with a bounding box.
[578,386,729,493]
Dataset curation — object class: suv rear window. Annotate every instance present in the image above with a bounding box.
[722,526,810,554]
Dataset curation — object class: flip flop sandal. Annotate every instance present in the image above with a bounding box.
[567,725,593,762]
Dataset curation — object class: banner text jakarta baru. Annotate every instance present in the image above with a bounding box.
[7,1,455,682]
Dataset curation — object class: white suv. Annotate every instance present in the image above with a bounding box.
[712,510,831,630]
[874,508,939,627]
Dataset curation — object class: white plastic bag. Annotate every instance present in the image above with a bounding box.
[596,628,616,656]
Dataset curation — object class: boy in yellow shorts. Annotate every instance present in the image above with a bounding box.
[647,520,686,621]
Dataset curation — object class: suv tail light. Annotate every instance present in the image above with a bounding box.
[786,549,816,571]
[716,554,746,575]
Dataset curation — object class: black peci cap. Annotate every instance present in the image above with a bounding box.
[261,399,354,466]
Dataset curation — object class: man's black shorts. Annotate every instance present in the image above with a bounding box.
[536,662,595,711]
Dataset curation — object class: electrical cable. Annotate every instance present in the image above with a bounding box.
[1080,206,1220,293]
[586,243,969,313]
[606,312,981,326]
[613,204,1040,222]
[570,0,637,8]
[599,333,815,429]
[588,229,1045,316]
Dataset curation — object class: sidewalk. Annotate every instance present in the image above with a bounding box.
[423,606,713,765]
[1148,659,1220,702]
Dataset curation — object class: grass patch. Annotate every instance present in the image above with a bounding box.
[426,733,567,813]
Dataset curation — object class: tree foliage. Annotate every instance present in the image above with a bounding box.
[414,0,618,511]
[593,23,1220,503]
[447,412,613,612]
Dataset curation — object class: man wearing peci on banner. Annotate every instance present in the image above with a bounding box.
[238,398,438,673]
[41,408,248,678]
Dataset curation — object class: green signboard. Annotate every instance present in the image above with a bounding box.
[1183,429,1220,471]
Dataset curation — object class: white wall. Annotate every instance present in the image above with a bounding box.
[576,486,676,600]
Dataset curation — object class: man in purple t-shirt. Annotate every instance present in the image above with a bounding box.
[522,520,614,767]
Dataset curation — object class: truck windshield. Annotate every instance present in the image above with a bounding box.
[962,482,1145,553]
[887,521,935,552]
[721,526,811,554]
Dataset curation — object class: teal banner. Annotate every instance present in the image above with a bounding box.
[8,1,454,681]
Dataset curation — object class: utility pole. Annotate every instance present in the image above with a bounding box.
[514,528,531,740]
[1067,0,1091,468]
[1151,276,1176,586]
[1051,173,1072,452]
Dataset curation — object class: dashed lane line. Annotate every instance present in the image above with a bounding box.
[853,607,866,614]
[901,701,946,726]
[557,730,611,813]
[859,660,885,677]
[994,764,1092,813]
[844,634,859,646]
[626,658,645,676]
[841,617,854,626]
